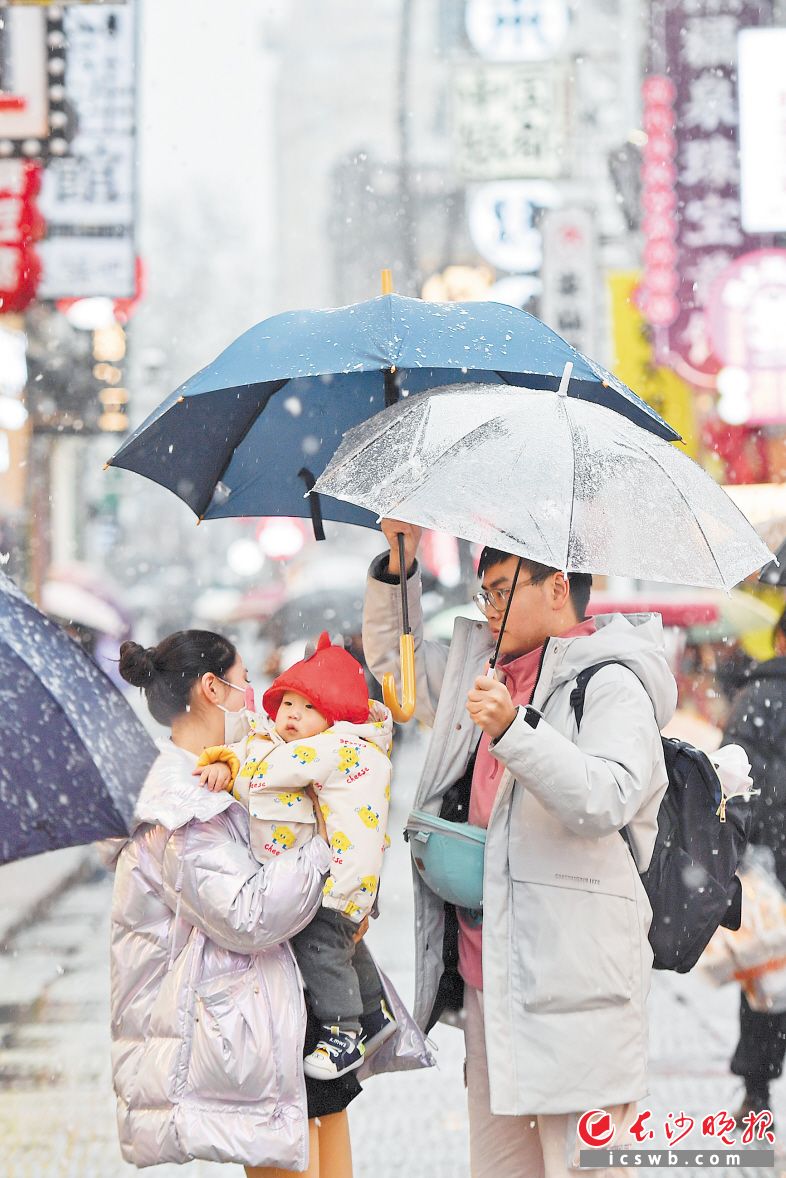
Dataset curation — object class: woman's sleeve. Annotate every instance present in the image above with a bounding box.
[161,812,330,953]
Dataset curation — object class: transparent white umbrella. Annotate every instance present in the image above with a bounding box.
[314,381,773,590]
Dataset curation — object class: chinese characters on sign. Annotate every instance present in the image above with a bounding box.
[647,0,771,377]
[464,0,569,62]
[639,75,679,329]
[0,159,42,311]
[738,27,786,233]
[452,61,567,180]
[37,4,136,298]
[540,207,596,355]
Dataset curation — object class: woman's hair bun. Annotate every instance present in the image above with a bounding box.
[118,640,157,688]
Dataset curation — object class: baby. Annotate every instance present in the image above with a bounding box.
[197,632,395,1080]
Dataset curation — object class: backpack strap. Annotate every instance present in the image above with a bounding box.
[569,661,622,730]
[569,660,639,856]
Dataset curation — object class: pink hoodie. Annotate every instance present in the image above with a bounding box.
[458,618,597,991]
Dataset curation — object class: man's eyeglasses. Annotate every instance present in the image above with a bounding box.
[473,578,538,615]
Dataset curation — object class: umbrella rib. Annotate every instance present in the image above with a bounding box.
[644,445,727,588]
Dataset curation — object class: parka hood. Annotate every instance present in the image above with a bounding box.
[132,740,235,833]
[548,611,678,731]
[743,655,786,683]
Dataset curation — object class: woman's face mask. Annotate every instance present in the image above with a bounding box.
[214,677,255,743]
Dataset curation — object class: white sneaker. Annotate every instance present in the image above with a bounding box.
[303,1026,366,1081]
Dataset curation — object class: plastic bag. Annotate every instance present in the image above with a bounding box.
[699,845,786,1011]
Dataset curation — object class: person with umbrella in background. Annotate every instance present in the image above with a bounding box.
[723,606,786,1123]
[362,519,678,1178]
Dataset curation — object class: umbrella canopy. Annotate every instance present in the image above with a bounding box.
[106,294,678,533]
[261,589,364,646]
[314,382,773,590]
[0,572,156,864]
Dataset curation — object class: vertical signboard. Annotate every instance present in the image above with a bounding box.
[645,0,770,377]
[738,27,786,234]
[37,4,135,298]
[540,206,596,356]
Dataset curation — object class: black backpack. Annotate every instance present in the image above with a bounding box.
[572,662,751,973]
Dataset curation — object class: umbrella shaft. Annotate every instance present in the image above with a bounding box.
[398,532,410,634]
[489,557,522,670]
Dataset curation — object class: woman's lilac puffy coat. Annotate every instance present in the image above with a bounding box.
[104,740,330,1170]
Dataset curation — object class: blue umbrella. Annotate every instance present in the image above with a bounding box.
[107,294,679,536]
[0,572,156,865]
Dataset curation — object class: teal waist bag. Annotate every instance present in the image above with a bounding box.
[405,809,486,921]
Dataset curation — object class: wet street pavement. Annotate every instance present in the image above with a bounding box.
[0,727,785,1177]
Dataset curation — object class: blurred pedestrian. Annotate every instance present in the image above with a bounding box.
[724,607,786,1121]
[103,628,358,1177]
[364,519,678,1178]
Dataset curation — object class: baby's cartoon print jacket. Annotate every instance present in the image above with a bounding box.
[215,702,393,923]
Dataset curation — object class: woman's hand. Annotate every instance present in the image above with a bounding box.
[306,784,328,843]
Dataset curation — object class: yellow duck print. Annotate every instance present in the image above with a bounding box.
[338,745,360,774]
[291,745,318,766]
[271,825,297,851]
[343,901,362,917]
[359,875,378,895]
[384,782,391,802]
[275,791,302,808]
[331,831,354,856]
[239,757,268,779]
[320,801,331,821]
[323,876,335,896]
[355,804,380,830]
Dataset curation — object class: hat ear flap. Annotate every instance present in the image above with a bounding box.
[315,630,332,652]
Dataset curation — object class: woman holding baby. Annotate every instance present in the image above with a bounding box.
[103,628,429,1177]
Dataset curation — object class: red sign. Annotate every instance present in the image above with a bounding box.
[0,160,43,314]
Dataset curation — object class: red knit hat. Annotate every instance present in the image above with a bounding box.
[262,632,369,726]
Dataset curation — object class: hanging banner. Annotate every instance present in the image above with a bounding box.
[452,62,568,180]
[645,0,771,378]
[0,160,42,312]
[37,4,136,299]
[541,207,596,356]
[608,270,698,458]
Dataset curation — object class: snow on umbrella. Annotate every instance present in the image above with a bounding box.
[314,382,773,591]
[106,293,678,536]
[0,572,156,865]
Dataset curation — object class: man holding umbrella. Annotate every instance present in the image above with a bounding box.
[363,519,678,1178]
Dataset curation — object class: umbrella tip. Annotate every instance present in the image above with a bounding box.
[102,462,110,471]
[381,268,393,295]
[177,395,185,403]
[197,516,203,527]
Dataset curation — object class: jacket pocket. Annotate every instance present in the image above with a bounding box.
[187,967,278,1104]
[512,881,635,1014]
